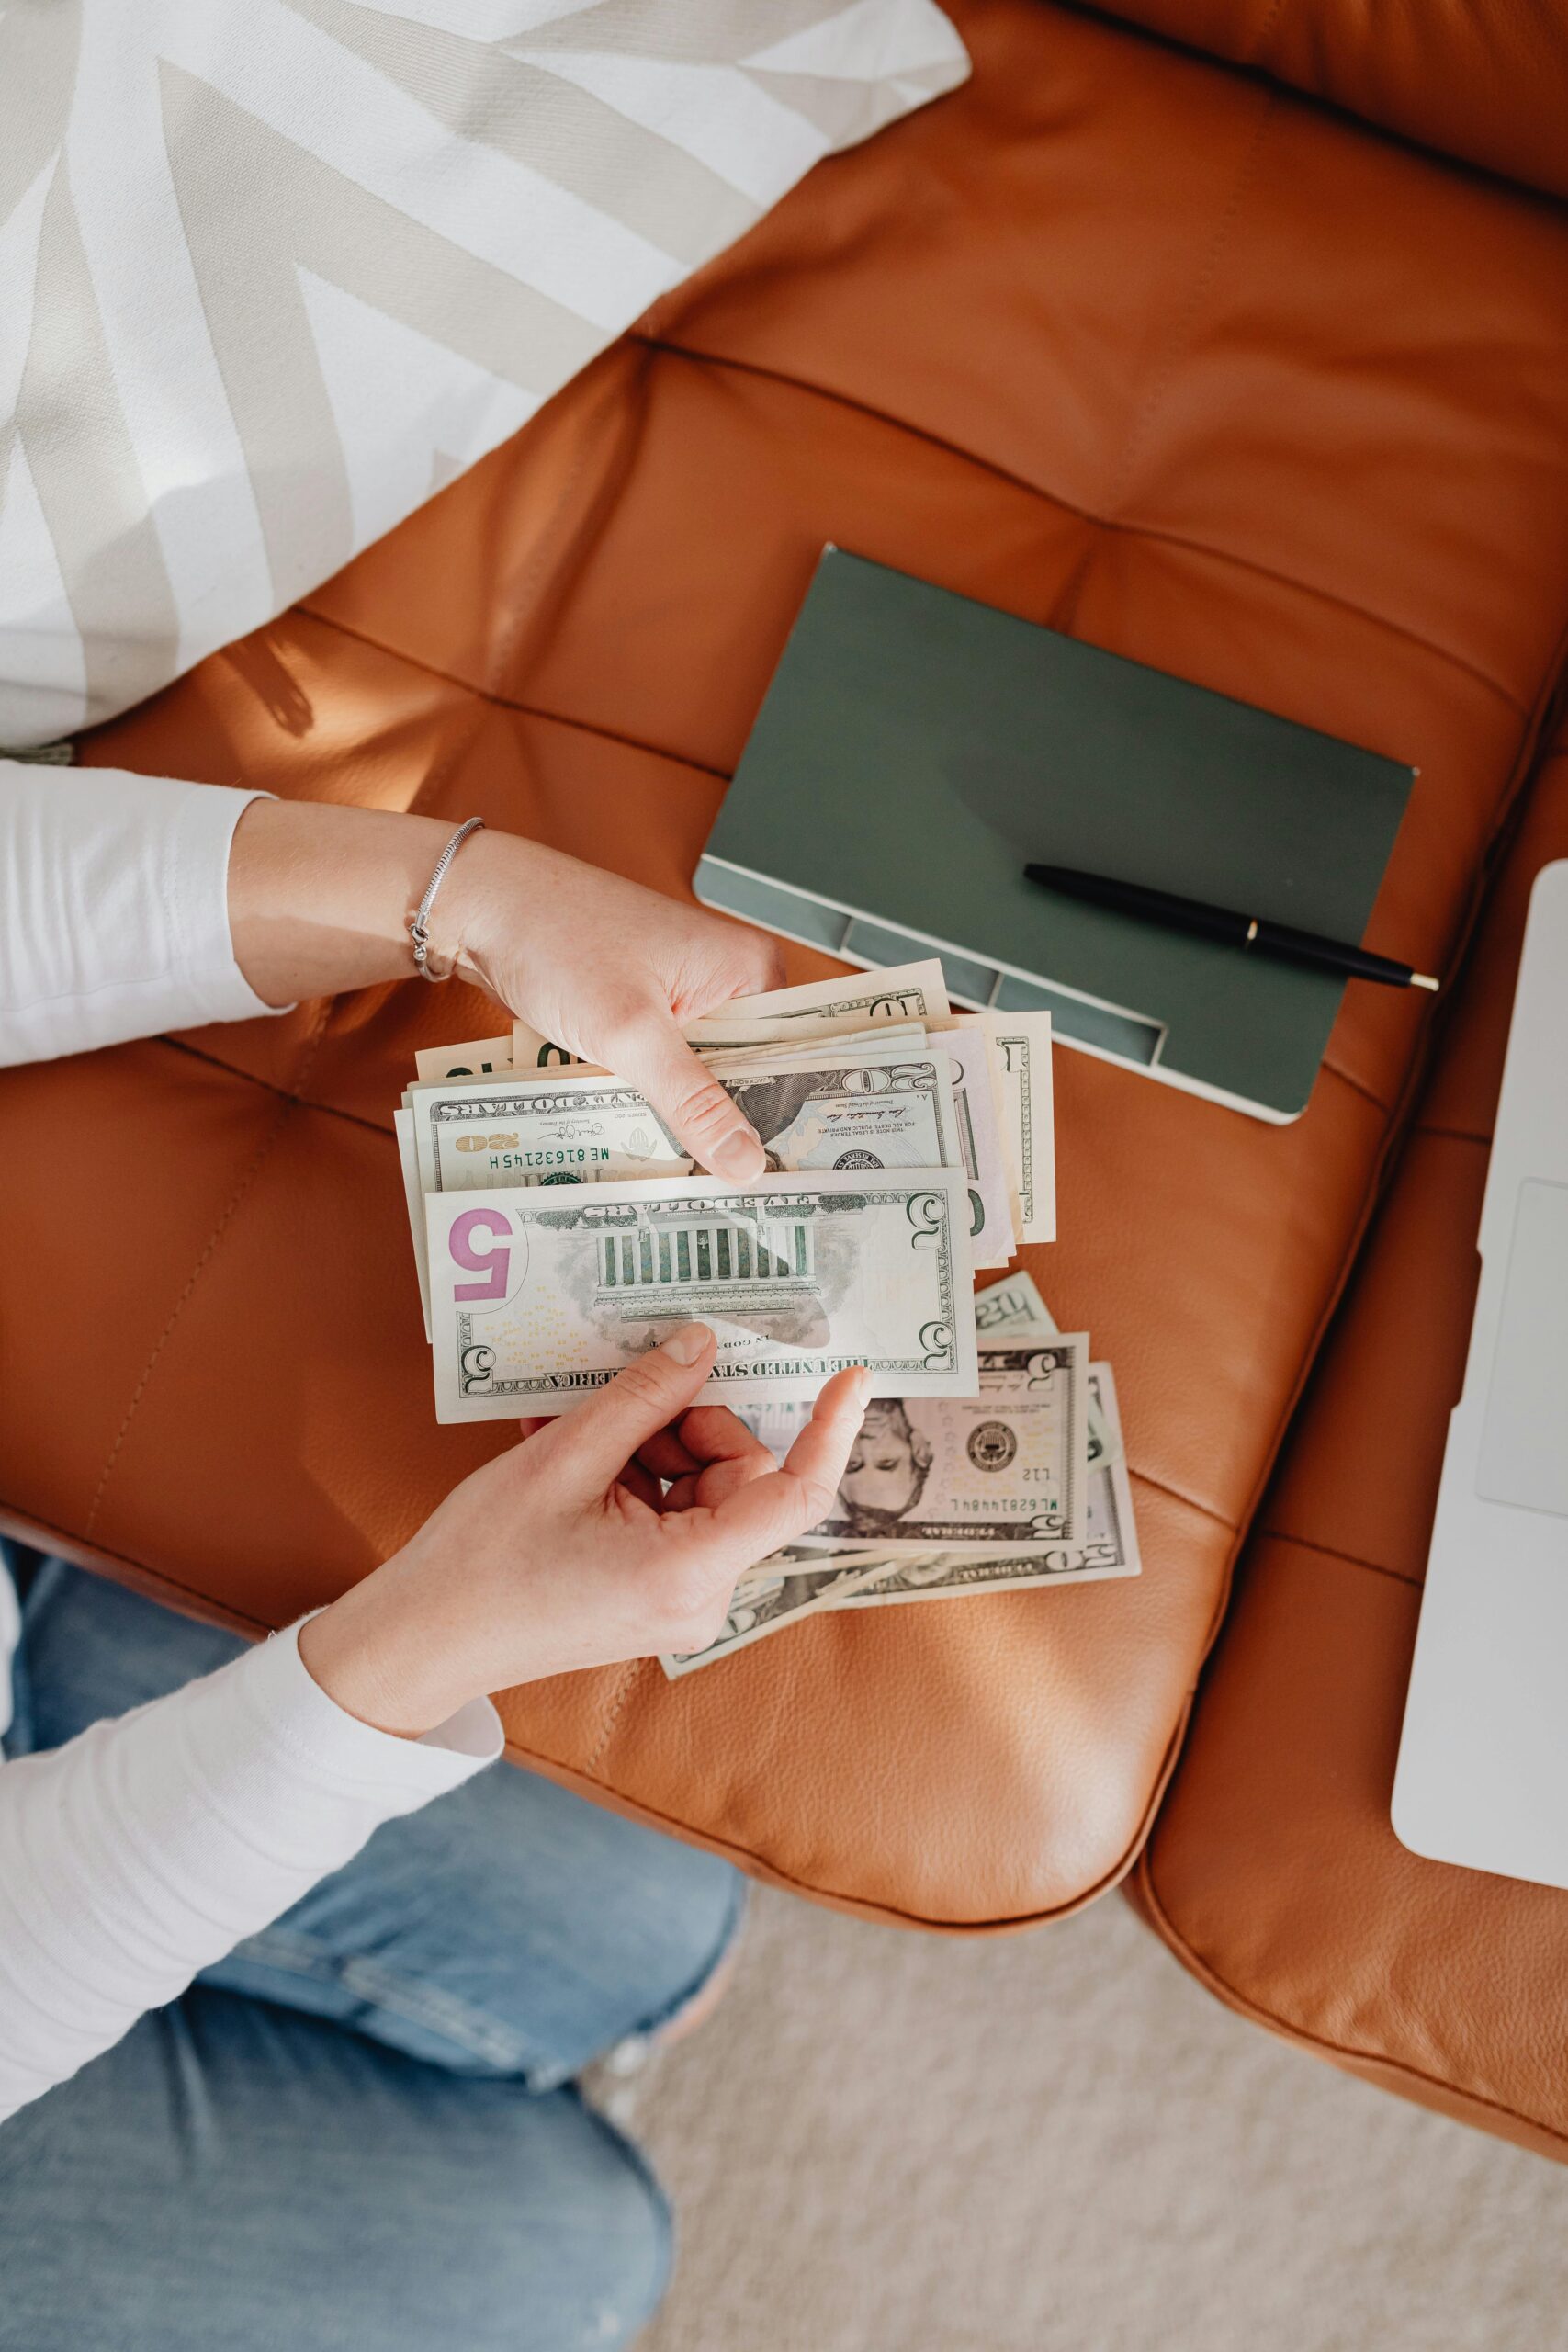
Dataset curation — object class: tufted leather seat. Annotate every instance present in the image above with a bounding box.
[4,1,1568,1967]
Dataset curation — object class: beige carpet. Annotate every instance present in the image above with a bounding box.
[601,1884,1567,2352]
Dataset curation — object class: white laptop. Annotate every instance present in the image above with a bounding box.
[1393,858,1568,1887]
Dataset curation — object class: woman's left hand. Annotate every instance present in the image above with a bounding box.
[228,801,785,1180]
[444,831,784,1181]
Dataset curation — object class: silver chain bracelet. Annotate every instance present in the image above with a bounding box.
[408,816,486,982]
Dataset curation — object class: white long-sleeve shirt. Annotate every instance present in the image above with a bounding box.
[0,761,504,2120]
[0,2,972,2120]
[0,764,276,1061]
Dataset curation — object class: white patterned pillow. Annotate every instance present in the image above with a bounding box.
[0,0,967,750]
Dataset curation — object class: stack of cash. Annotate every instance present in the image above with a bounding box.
[395,961,1053,1421]
[662,1270,1139,1676]
[390,960,1136,1672]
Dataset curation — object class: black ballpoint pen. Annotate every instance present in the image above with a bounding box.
[1023,864,1439,991]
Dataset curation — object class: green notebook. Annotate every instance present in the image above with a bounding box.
[694,549,1417,1123]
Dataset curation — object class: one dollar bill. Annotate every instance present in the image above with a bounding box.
[931,1022,1017,1270]
[956,1011,1055,1244]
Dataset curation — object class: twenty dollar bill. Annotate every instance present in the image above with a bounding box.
[744,1339,1089,1551]
[838,1365,1138,1605]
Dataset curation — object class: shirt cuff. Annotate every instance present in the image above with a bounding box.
[163,781,292,1029]
[0,765,294,1065]
[237,1620,504,1804]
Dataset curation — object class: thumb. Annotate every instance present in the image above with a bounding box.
[545,1322,718,1495]
[616,1013,767,1184]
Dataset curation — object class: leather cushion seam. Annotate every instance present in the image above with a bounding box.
[1415,1118,1493,1148]
[1098,89,1277,531]
[294,600,730,778]
[1250,1525,1421,1589]
[626,339,1529,718]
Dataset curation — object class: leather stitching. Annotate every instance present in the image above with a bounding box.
[1103,95,1274,509]
[1166,622,1568,1682]
[491,348,653,692]
[584,1657,646,1775]
[400,698,491,826]
[301,419,1530,748]
[1236,0,1295,70]
[1126,635,1568,1974]
[157,1036,390,1133]
[488,373,610,683]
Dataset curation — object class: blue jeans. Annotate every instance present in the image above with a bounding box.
[0,1557,744,2352]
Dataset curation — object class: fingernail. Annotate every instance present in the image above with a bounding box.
[710,1131,765,1183]
[663,1321,714,1366]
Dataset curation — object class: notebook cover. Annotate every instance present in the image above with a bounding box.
[695,549,1417,1121]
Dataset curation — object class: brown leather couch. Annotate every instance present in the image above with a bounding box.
[6,2,1567,2151]
[1132,723,1568,2164]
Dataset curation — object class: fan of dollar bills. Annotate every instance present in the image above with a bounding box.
[393,960,1138,1674]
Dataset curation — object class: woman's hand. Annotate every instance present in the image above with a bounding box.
[441,831,784,1181]
[298,1326,867,1736]
[228,801,785,1179]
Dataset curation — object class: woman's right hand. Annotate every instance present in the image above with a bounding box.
[298,1325,867,1736]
